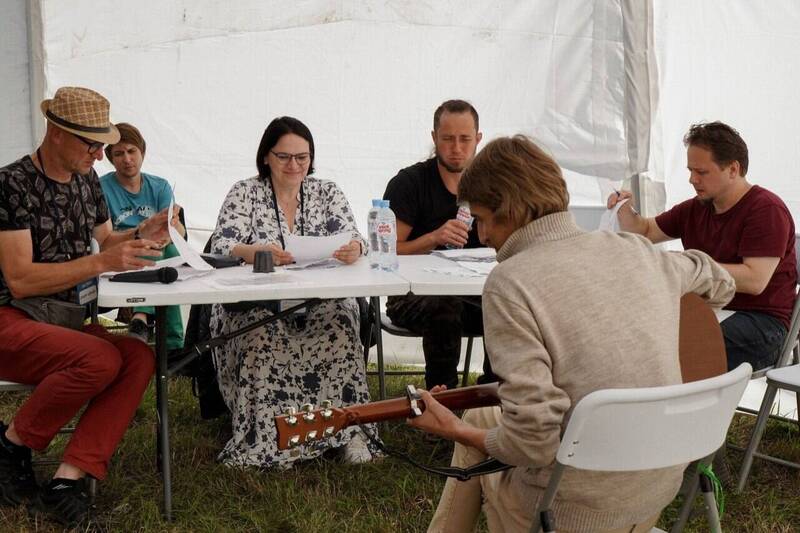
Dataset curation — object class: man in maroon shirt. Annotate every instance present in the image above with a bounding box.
[609,121,797,371]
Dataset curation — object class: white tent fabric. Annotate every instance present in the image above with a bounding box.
[16,0,632,247]
[0,0,34,159]
[654,0,800,224]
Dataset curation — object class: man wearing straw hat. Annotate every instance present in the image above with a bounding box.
[0,86,176,527]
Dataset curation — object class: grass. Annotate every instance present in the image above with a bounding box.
[0,370,799,532]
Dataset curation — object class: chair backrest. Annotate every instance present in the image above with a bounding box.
[556,363,752,472]
[771,233,800,369]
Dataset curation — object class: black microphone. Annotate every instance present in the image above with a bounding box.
[109,267,179,284]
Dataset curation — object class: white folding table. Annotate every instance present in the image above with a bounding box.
[396,254,488,295]
[98,259,409,520]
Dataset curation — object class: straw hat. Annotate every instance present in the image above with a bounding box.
[40,87,120,144]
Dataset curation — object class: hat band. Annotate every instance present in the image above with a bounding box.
[46,109,110,135]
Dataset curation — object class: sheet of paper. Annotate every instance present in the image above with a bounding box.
[284,233,351,267]
[432,247,496,262]
[167,195,213,271]
[173,266,214,281]
[202,271,302,289]
[715,309,736,323]
[284,258,341,270]
[423,267,485,278]
[456,260,496,276]
[597,198,629,232]
[153,256,186,268]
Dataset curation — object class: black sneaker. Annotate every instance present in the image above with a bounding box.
[128,318,151,344]
[0,421,38,506]
[28,478,90,528]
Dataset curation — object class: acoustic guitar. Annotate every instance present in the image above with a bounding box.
[275,293,726,450]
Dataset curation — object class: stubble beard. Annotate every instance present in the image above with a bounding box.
[436,151,465,174]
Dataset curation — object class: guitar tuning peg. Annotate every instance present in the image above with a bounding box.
[301,403,315,422]
[305,430,318,442]
[324,426,335,438]
[284,407,298,427]
[320,400,333,420]
[288,435,301,448]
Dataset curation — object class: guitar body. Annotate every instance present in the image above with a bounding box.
[275,294,727,450]
[679,293,727,382]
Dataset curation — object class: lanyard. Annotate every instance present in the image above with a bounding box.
[35,149,91,260]
[267,177,304,249]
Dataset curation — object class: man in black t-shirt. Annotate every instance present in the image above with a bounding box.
[0,87,176,528]
[383,99,495,389]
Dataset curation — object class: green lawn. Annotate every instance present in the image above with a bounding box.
[0,371,798,532]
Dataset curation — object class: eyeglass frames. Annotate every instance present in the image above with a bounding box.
[72,133,104,155]
[270,151,311,165]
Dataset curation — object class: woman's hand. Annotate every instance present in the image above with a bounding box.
[232,243,294,266]
[333,239,362,265]
[258,243,293,266]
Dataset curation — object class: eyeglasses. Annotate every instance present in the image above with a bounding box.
[73,133,104,155]
[270,151,311,165]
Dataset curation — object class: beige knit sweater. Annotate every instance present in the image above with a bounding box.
[482,212,735,532]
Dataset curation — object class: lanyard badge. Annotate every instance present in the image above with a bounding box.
[75,278,98,305]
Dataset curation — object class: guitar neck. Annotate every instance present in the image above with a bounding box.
[342,383,500,427]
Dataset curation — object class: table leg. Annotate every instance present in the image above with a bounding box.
[154,306,173,521]
[371,296,386,400]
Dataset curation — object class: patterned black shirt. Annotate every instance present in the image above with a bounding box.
[0,156,109,305]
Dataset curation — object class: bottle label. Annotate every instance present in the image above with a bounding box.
[455,205,474,228]
[377,222,394,236]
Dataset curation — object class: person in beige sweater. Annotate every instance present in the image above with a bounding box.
[409,135,736,532]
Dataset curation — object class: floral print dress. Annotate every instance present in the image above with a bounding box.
[209,175,378,468]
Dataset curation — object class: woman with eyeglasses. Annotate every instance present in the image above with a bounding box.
[208,116,378,469]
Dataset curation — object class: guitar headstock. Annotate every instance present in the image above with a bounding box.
[275,400,349,452]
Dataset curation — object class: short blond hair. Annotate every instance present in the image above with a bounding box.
[458,135,568,226]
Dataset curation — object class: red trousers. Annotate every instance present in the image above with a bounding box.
[0,306,154,480]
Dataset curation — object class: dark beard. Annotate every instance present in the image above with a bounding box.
[436,152,464,174]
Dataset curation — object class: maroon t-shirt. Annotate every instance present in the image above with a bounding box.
[655,185,797,328]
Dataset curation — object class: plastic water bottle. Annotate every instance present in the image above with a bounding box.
[377,200,398,272]
[367,199,382,269]
[444,203,475,249]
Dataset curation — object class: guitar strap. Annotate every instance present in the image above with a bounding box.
[357,424,512,482]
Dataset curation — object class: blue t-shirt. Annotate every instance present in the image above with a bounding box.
[99,171,173,231]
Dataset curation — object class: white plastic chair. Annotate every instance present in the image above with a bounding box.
[532,363,752,533]
[734,304,800,490]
